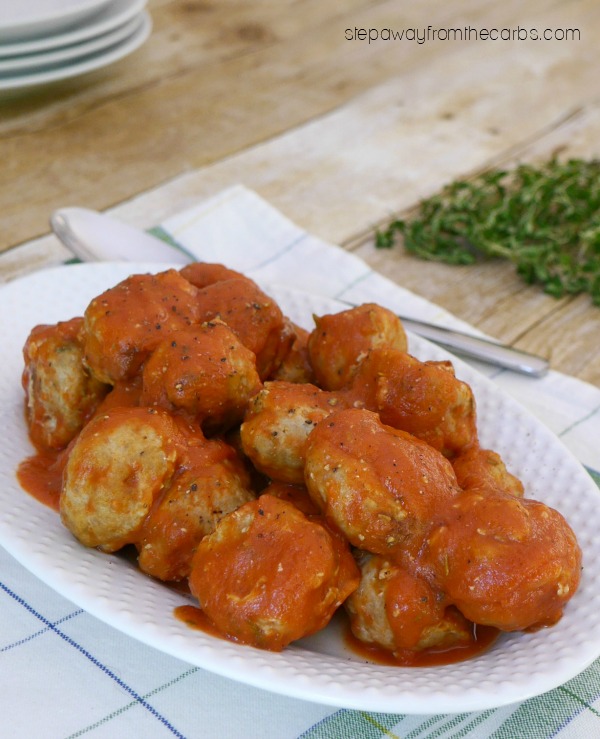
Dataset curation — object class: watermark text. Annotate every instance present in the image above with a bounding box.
[345,26,581,44]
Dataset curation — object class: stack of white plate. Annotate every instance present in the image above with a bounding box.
[0,0,151,91]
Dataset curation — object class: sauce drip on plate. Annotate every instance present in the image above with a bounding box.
[17,447,65,512]
[344,620,499,667]
[175,604,499,666]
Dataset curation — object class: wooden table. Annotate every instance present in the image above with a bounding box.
[2,0,599,386]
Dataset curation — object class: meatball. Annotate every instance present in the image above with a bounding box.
[22,317,108,450]
[269,322,316,384]
[452,446,524,497]
[240,381,346,484]
[346,553,473,652]
[179,262,246,288]
[193,277,293,379]
[304,408,461,557]
[82,269,201,384]
[189,494,359,650]
[60,406,184,552]
[137,437,255,581]
[307,303,408,390]
[426,489,582,631]
[141,321,261,432]
[259,480,321,517]
[348,349,478,458]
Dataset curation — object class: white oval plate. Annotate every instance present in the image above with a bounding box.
[0,12,142,73]
[0,0,146,58]
[0,262,599,715]
[0,11,150,90]
[0,0,113,42]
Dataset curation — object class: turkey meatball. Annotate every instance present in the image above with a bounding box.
[22,317,108,450]
[189,494,359,650]
[426,489,582,631]
[349,348,478,457]
[179,262,246,288]
[82,269,201,384]
[60,406,184,552]
[240,381,346,484]
[452,446,524,497]
[304,408,461,557]
[141,321,261,432]
[308,303,407,390]
[137,436,255,581]
[346,553,473,653]
[192,277,293,379]
[269,322,316,384]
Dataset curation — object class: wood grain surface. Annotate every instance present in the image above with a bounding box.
[1,0,599,385]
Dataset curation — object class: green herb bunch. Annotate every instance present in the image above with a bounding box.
[376,158,600,305]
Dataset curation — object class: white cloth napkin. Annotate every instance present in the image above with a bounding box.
[1,184,599,739]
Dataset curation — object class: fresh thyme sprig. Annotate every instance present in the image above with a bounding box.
[376,158,600,305]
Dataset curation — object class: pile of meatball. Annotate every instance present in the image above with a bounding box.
[21,263,582,657]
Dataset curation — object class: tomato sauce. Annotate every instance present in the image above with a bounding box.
[175,604,231,641]
[17,449,65,512]
[175,602,499,666]
[344,621,499,667]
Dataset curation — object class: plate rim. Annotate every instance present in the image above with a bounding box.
[0,10,151,90]
[0,0,115,42]
[0,12,143,73]
[0,0,147,57]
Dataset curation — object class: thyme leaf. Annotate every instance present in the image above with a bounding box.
[376,158,600,305]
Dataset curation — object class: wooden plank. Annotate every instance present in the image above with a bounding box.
[1,0,592,250]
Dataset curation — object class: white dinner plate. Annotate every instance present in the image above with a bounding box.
[0,11,150,90]
[0,0,146,58]
[0,13,142,73]
[1,262,599,714]
[0,0,113,42]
